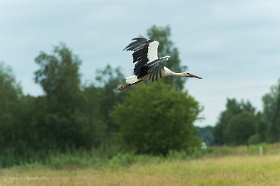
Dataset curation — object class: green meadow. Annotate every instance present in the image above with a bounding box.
[1,144,280,186]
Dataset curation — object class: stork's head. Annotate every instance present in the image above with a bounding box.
[183,72,203,79]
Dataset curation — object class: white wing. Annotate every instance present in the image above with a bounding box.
[147,41,159,62]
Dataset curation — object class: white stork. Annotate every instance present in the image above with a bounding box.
[117,38,202,91]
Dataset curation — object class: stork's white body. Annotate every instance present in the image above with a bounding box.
[126,67,174,84]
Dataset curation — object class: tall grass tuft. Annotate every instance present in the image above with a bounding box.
[109,153,164,167]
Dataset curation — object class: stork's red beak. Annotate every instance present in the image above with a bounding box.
[189,73,203,79]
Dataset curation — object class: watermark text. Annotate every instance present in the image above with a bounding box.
[9,176,47,181]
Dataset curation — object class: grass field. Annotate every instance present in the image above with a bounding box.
[1,143,280,186]
[1,154,280,186]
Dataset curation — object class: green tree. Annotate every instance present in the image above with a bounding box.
[146,25,187,91]
[35,44,82,114]
[224,112,257,145]
[0,63,35,166]
[111,82,202,156]
[34,44,104,151]
[213,98,257,145]
[95,65,126,133]
[81,85,107,147]
[0,63,21,148]
[0,62,22,123]
[262,79,280,142]
[213,99,242,145]
[198,126,214,146]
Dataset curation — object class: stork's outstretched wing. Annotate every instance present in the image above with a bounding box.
[123,38,159,77]
[147,56,170,82]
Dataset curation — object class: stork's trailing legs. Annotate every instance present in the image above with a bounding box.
[117,80,143,91]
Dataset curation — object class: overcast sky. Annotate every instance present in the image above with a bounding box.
[1,0,280,127]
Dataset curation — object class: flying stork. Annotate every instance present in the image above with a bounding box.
[117,38,202,91]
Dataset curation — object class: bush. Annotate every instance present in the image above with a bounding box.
[112,82,202,156]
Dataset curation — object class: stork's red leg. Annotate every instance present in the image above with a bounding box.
[117,80,143,91]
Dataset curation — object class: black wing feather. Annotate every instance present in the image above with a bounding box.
[146,57,169,81]
[123,38,148,51]
[155,67,159,81]
[123,38,155,77]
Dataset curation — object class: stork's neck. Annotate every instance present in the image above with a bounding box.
[171,72,185,77]
[163,67,184,77]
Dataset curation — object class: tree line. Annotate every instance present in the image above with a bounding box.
[0,25,202,167]
[212,79,280,145]
[199,81,280,146]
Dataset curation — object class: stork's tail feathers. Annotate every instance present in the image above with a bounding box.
[125,75,139,84]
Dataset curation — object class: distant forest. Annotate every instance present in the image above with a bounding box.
[0,25,279,168]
